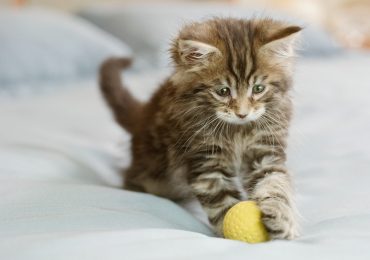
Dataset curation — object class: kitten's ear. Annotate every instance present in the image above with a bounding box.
[260,25,302,58]
[176,39,221,69]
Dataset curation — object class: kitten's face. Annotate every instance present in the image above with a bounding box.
[171,18,300,126]
[208,76,270,125]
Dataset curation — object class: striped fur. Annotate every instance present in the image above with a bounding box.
[100,18,301,239]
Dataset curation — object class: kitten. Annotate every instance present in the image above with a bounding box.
[100,18,301,239]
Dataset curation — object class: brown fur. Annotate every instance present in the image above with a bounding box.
[100,17,301,239]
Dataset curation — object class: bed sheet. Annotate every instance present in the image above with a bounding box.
[1,55,370,259]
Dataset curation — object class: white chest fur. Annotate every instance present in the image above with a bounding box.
[230,132,256,200]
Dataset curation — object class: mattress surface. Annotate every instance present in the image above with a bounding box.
[1,55,370,259]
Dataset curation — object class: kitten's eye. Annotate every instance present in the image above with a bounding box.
[252,84,265,94]
[217,87,231,97]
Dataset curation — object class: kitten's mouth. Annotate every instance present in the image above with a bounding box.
[216,110,265,125]
[234,118,251,125]
[216,113,251,125]
[227,117,251,125]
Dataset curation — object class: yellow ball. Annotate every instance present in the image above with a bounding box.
[223,201,270,244]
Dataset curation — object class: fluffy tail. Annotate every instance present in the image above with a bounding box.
[99,57,141,133]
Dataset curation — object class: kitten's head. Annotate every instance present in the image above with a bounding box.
[170,18,301,125]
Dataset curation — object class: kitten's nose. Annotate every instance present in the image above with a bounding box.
[236,113,247,119]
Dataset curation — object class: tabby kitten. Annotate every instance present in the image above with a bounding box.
[100,18,301,239]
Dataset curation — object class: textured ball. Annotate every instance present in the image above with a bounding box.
[223,201,270,243]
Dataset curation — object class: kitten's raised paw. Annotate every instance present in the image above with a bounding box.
[257,198,299,240]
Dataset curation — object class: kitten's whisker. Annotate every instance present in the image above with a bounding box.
[260,115,286,150]
[182,114,219,153]
[259,117,275,149]
[173,114,215,151]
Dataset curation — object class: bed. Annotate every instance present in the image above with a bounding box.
[1,5,370,260]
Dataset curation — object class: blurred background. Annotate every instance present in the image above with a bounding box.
[2,0,370,49]
[1,0,370,94]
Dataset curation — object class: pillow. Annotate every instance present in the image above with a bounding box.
[79,3,342,68]
[0,7,131,95]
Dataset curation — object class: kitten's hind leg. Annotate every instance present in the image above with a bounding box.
[123,166,148,193]
[124,177,146,193]
[124,165,191,201]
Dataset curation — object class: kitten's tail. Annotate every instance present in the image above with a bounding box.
[99,57,141,134]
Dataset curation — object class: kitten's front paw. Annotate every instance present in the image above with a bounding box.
[257,198,299,240]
